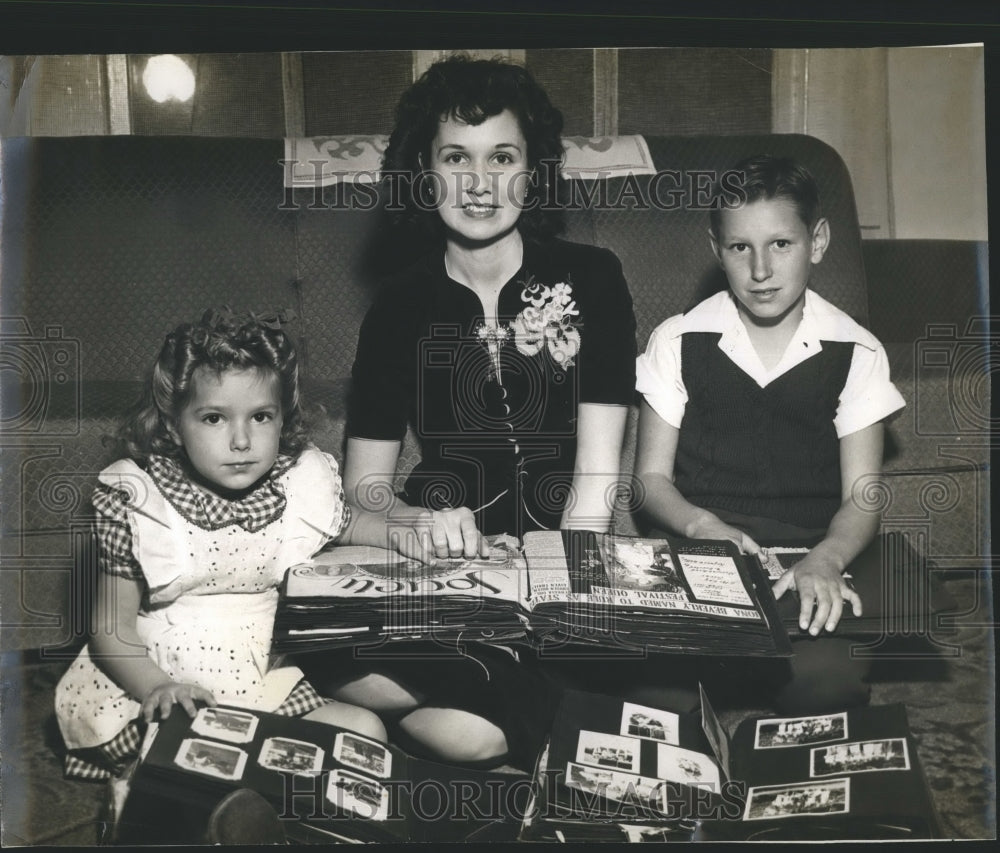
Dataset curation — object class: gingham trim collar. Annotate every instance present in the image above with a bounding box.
[146,453,296,532]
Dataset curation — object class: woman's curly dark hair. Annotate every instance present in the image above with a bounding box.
[381,54,566,242]
[118,308,308,463]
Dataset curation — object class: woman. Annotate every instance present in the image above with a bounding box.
[318,56,637,769]
[348,55,637,550]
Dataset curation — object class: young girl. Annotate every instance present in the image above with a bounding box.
[55,308,436,782]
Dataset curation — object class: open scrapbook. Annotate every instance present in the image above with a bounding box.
[117,704,529,844]
[518,688,941,842]
[273,530,791,657]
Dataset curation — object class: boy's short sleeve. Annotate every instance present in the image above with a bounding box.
[834,342,907,437]
[636,317,687,428]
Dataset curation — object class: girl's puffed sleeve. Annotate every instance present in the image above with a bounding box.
[347,282,418,442]
[91,483,144,581]
[577,248,638,406]
[275,447,353,570]
[317,450,352,542]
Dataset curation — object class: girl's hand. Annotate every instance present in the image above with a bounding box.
[141,680,217,723]
[686,513,762,555]
[772,554,862,635]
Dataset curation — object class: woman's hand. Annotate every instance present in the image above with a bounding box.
[686,512,762,555]
[141,680,217,723]
[772,553,862,636]
[387,507,489,564]
[428,508,488,560]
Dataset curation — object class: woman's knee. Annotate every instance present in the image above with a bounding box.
[398,707,508,764]
[328,672,424,715]
[303,701,388,742]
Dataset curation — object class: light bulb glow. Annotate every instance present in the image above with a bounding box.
[142,55,195,103]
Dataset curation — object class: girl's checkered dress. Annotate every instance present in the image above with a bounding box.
[55,447,349,779]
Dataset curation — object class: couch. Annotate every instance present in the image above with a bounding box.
[0,133,992,843]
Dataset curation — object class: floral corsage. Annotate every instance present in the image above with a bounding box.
[510,278,581,368]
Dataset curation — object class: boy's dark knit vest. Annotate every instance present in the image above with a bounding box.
[675,332,855,531]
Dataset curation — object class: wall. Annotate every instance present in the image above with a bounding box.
[1,48,773,138]
[887,46,987,241]
[773,45,986,241]
[0,47,988,242]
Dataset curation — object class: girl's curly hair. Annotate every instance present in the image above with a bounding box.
[381,54,566,242]
[118,308,308,463]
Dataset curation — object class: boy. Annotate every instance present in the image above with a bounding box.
[635,155,905,714]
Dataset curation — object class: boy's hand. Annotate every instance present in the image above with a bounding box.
[141,680,217,723]
[772,555,862,635]
[686,513,762,555]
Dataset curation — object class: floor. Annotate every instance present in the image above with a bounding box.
[1,574,994,845]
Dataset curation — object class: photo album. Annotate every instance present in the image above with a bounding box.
[517,688,941,842]
[120,703,529,845]
[272,530,791,657]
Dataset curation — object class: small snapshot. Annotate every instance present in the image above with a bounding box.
[755,713,848,749]
[811,738,910,777]
[576,730,641,773]
[174,737,248,781]
[258,736,324,775]
[333,731,393,779]
[620,701,680,744]
[189,707,259,744]
[326,769,389,821]
[744,779,850,821]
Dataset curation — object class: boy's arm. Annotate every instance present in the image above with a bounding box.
[772,422,884,634]
[89,573,216,720]
[635,399,761,554]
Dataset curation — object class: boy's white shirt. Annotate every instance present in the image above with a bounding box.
[636,289,906,438]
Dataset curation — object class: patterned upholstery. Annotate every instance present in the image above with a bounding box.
[0,134,987,651]
[2,137,299,381]
[864,240,990,477]
[864,240,987,345]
